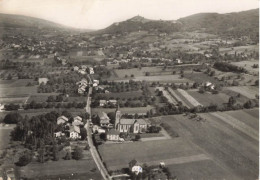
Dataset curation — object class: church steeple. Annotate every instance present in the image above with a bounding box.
[115,104,121,130]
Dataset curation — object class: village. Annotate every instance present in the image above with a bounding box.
[0,6,259,180]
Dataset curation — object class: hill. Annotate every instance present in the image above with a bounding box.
[0,13,67,30]
[178,9,259,38]
[95,15,182,34]
[94,9,258,40]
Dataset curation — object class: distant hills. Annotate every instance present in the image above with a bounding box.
[0,13,66,29]
[178,9,259,37]
[97,8,259,38]
[0,8,258,38]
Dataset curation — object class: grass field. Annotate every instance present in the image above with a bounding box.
[184,72,222,85]
[225,86,259,99]
[95,91,143,99]
[231,60,259,74]
[160,109,258,180]
[168,88,192,108]
[0,125,15,150]
[177,89,202,107]
[19,159,102,179]
[92,106,154,115]
[99,138,203,171]
[187,90,230,106]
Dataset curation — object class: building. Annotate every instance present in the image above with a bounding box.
[108,100,117,105]
[67,125,81,139]
[57,116,69,125]
[73,66,79,71]
[38,78,49,85]
[97,112,110,127]
[54,131,65,138]
[106,129,120,141]
[115,107,149,133]
[72,116,83,126]
[99,100,107,107]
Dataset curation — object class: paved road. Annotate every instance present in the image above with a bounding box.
[84,82,111,180]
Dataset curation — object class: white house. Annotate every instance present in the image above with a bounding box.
[68,125,81,139]
[99,100,107,107]
[73,66,79,71]
[54,131,65,138]
[106,129,120,141]
[57,116,69,125]
[38,78,49,85]
[97,112,110,127]
[132,165,143,175]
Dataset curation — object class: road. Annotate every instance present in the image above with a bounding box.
[84,78,111,180]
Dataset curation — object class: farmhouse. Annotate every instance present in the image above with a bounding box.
[115,107,149,133]
[57,116,69,125]
[97,112,111,127]
[67,125,81,139]
[106,129,120,141]
[108,100,117,105]
[99,100,107,107]
[72,116,83,126]
[38,77,49,85]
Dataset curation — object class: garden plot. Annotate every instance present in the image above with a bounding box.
[177,89,202,107]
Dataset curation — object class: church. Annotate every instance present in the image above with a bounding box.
[114,107,150,134]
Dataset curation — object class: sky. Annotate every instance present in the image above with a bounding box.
[0,0,258,29]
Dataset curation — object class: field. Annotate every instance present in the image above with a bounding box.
[187,90,230,106]
[231,60,259,74]
[110,67,193,83]
[99,138,204,171]
[167,88,192,108]
[0,125,15,151]
[92,106,154,115]
[225,86,259,99]
[134,75,191,83]
[160,109,258,180]
[177,89,202,107]
[184,72,222,85]
[0,108,85,121]
[0,79,38,104]
[19,159,102,179]
[95,91,143,99]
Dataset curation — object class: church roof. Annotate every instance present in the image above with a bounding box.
[119,118,149,125]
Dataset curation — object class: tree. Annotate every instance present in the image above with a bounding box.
[80,128,87,140]
[16,150,32,166]
[135,134,141,141]
[52,144,59,161]
[3,112,23,124]
[73,146,83,160]
[228,96,236,107]
[64,151,71,160]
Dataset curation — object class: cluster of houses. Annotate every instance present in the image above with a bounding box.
[76,78,99,94]
[93,106,150,141]
[73,65,95,75]
[54,115,84,139]
[99,99,117,107]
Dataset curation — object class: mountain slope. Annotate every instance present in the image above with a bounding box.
[94,9,258,39]
[0,13,67,29]
[178,9,259,37]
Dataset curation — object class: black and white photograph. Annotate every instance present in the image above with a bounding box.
[0,0,259,179]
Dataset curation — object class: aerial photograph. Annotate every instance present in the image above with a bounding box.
[0,0,258,179]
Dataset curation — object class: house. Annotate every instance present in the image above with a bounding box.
[115,107,150,133]
[132,165,143,175]
[108,100,117,105]
[175,58,183,64]
[57,116,69,125]
[106,129,120,141]
[72,116,83,126]
[38,78,48,85]
[204,81,215,90]
[77,79,88,87]
[78,86,86,94]
[54,131,65,138]
[67,125,81,139]
[97,112,110,127]
[73,66,79,71]
[100,100,107,107]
